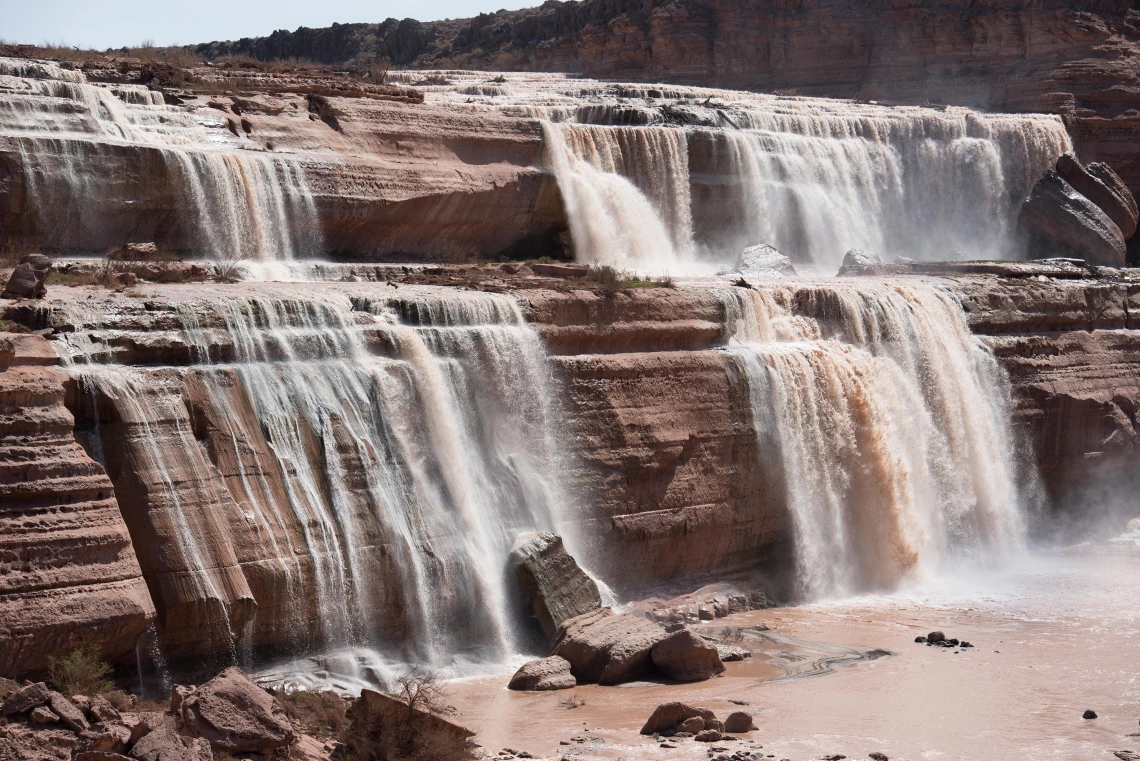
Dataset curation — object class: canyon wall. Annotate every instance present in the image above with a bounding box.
[0,333,154,675]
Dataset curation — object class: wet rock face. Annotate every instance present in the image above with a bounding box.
[1057,154,1139,239]
[1019,170,1126,266]
[0,333,154,677]
[509,532,602,638]
[722,244,797,278]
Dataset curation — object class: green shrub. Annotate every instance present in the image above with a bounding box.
[47,646,114,696]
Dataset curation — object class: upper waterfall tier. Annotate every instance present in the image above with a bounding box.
[1,61,1068,268]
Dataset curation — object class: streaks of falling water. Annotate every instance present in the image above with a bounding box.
[0,56,321,260]
[541,120,690,271]
[720,281,1033,598]
[64,289,569,672]
[538,91,1069,272]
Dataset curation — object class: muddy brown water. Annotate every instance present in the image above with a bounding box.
[448,543,1140,761]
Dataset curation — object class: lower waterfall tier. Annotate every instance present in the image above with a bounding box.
[3,270,1137,677]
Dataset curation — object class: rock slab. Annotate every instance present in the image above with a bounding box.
[1019,171,1126,266]
[650,629,725,682]
[509,532,601,638]
[178,667,294,753]
[549,607,668,685]
[507,656,577,691]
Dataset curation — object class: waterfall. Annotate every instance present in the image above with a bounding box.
[542,121,691,271]
[721,281,1032,598]
[60,289,569,672]
[537,91,1069,272]
[0,56,321,259]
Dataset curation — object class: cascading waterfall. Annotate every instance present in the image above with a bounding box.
[0,56,321,259]
[59,289,570,678]
[721,281,1031,598]
[532,80,1070,272]
[542,121,692,270]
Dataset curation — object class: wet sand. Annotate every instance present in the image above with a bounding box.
[448,543,1140,760]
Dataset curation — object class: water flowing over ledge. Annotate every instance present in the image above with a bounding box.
[1,62,1069,270]
[32,275,1038,686]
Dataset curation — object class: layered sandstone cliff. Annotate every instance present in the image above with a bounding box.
[0,333,154,674]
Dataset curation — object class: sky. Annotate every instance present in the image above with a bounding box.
[1,0,539,50]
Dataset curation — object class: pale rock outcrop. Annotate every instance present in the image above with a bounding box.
[640,702,717,735]
[1056,154,1138,239]
[509,532,601,638]
[1019,171,1126,266]
[178,667,294,753]
[837,248,882,276]
[650,629,726,682]
[720,244,797,278]
[508,656,577,691]
[0,333,154,677]
[549,607,668,684]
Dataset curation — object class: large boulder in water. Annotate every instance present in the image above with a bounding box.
[721,244,797,277]
[549,607,668,684]
[2,254,52,299]
[640,702,717,735]
[1056,153,1138,239]
[650,629,726,682]
[510,532,602,638]
[1019,171,1126,266]
[508,655,577,691]
[837,247,882,275]
[178,667,294,753]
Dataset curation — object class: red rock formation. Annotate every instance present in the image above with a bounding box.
[0,333,154,676]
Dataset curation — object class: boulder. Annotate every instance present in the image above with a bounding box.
[30,705,60,724]
[677,716,706,733]
[640,702,717,735]
[170,686,193,713]
[77,723,133,754]
[1,682,51,715]
[344,688,474,760]
[694,729,722,742]
[717,644,751,662]
[549,607,668,685]
[650,629,726,682]
[1056,154,1138,239]
[837,247,882,275]
[89,695,122,723]
[111,243,159,261]
[49,691,90,732]
[927,631,946,643]
[507,656,577,691]
[2,254,52,299]
[120,712,163,745]
[509,532,601,638]
[722,244,797,277]
[130,719,213,761]
[723,711,755,733]
[1019,171,1126,266]
[179,667,293,753]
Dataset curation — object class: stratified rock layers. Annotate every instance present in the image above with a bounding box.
[0,334,154,675]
